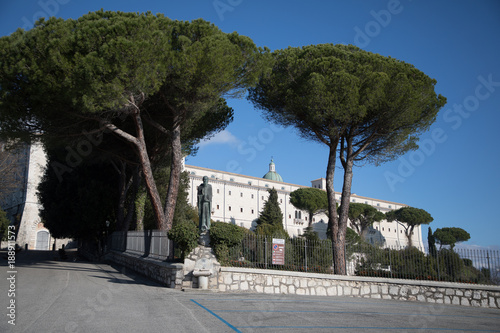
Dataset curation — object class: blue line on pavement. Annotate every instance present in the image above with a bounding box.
[237,326,500,332]
[190,299,241,333]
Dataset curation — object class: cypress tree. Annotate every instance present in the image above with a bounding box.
[257,188,283,228]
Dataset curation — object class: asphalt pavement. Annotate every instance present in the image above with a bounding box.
[1,249,499,332]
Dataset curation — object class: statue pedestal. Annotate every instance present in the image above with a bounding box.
[198,231,210,247]
[183,232,219,289]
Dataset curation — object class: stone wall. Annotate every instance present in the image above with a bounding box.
[104,252,500,309]
[218,267,500,309]
[106,251,184,289]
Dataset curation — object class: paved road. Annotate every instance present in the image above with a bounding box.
[1,250,499,333]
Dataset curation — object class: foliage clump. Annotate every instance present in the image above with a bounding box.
[210,221,248,264]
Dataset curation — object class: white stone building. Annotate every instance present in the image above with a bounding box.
[184,160,424,249]
[0,141,72,250]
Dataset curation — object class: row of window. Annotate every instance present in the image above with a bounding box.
[375,226,414,235]
[350,198,392,208]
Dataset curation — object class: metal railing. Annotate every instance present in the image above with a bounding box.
[110,230,172,260]
[225,234,500,285]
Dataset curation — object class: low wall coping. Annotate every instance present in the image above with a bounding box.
[221,266,500,292]
[108,250,184,270]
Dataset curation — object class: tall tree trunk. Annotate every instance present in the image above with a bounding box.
[336,158,354,275]
[164,122,182,232]
[308,211,313,228]
[407,225,414,248]
[103,114,167,231]
[132,112,167,231]
[326,139,340,272]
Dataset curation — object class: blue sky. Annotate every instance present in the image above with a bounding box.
[1,1,499,249]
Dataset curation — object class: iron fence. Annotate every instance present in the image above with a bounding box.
[226,234,500,285]
[109,230,172,260]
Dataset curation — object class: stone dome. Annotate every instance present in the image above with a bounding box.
[263,159,283,182]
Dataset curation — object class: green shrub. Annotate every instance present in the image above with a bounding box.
[210,222,248,264]
[167,221,198,260]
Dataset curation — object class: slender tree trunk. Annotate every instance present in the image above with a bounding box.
[308,211,313,228]
[407,225,414,248]
[326,140,340,272]
[132,112,167,231]
[164,122,182,232]
[336,158,354,275]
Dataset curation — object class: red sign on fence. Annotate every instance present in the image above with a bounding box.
[272,238,285,265]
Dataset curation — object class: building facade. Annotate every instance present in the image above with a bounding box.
[0,141,71,250]
[184,160,424,249]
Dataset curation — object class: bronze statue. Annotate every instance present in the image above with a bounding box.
[197,176,212,232]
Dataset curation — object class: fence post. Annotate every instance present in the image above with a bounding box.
[436,251,441,281]
[265,237,268,269]
[389,247,393,278]
[344,243,347,275]
[304,240,308,273]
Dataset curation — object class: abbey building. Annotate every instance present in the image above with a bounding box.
[184,160,424,249]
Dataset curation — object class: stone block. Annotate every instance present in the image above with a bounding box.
[255,285,263,293]
[370,285,379,294]
[400,286,409,297]
[344,286,352,295]
[223,275,232,285]
[489,297,496,308]
[417,295,426,302]
[264,286,274,294]
[381,285,389,295]
[389,286,399,296]
[241,281,249,291]
[308,279,317,287]
[445,288,454,296]
[461,298,470,306]
[289,285,295,294]
[464,290,472,298]
[456,290,463,296]
[361,286,370,295]
[481,299,488,308]
[266,276,272,286]
[300,279,308,288]
[327,286,337,296]
[273,277,280,287]
[473,291,481,300]
[317,286,327,296]
[280,285,287,294]
[296,288,306,295]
